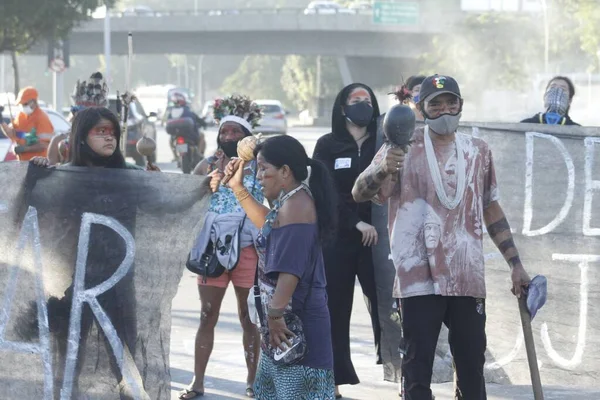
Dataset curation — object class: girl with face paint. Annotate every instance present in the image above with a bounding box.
[31,107,145,170]
[521,76,580,126]
[313,83,383,396]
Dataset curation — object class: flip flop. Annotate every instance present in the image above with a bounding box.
[336,395,342,399]
[245,387,255,398]
[178,389,204,399]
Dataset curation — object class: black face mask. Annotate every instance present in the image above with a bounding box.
[343,101,374,128]
[220,141,239,158]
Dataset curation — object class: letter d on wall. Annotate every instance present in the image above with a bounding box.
[583,137,600,236]
[523,132,575,236]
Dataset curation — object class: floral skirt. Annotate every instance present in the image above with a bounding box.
[253,352,335,400]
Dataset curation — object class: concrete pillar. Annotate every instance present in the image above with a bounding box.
[103,5,111,83]
[184,55,190,89]
[196,55,204,108]
[337,56,353,86]
[53,71,64,113]
[0,53,5,94]
[315,55,322,117]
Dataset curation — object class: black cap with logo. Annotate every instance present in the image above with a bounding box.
[418,75,462,103]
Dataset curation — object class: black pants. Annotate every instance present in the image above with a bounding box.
[324,232,381,386]
[401,295,486,400]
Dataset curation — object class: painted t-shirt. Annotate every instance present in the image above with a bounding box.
[255,223,334,370]
[373,126,499,299]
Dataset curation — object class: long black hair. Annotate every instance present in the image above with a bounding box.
[255,135,338,243]
[331,83,381,140]
[69,107,126,168]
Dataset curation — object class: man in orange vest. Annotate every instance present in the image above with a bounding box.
[0,87,54,161]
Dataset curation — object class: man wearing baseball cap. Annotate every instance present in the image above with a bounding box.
[0,86,54,161]
[353,74,531,399]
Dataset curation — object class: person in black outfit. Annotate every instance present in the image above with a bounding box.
[521,76,580,126]
[313,83,382,398]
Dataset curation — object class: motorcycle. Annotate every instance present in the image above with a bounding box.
[165,117,203,174]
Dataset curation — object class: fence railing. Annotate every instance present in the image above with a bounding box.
[107,7,372,18]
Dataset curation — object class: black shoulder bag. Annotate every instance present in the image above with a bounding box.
[186,166,257,283]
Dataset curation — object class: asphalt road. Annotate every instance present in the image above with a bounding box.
[163,125,600,399]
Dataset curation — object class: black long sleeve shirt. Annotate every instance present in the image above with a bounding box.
[313,130,376,233]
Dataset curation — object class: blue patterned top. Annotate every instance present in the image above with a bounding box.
[207,156,263,214]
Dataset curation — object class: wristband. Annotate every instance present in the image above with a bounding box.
[268,307,285,318]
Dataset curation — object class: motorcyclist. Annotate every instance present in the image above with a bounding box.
[166,92,206,162]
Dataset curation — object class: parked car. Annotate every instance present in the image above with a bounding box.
[349,1,373,12]
[304,1,354,15]
[201,101,216,126]
[107,96,158,166]
[1,105,70,161]
[0,129,16,162]
[255,100,288,135]
[122,6,160,17]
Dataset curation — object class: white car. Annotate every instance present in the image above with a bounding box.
[122,6,160,17]
[304,1,354,15]
[349,1,373,13]
[201,101,216,126]
[41,107,71,135]
[255,100,288,135]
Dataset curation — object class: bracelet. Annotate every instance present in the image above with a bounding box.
[234,188,250,202]
[268,315,283,321]
[268,307,285,318]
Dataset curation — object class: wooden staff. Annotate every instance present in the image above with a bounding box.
[120,32,133,155]
[519,295,545,400]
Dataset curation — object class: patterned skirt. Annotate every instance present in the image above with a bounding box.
[253,352,336,400]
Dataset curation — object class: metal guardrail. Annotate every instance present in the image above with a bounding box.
[108,7,372,18]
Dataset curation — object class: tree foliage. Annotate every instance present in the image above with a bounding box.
[220,55,289,107]
[281,55,341,111]
[0,0,117,53]
[420,12,544,96]
[552,0,600,71]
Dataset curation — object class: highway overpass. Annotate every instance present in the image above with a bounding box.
[28,3,463,58]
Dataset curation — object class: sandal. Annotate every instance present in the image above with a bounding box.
[245,387,255,398]
[178,389,204,399]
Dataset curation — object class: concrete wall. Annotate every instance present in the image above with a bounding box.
[457,122,600,387]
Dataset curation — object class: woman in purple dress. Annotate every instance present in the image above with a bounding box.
[224,135,338,399]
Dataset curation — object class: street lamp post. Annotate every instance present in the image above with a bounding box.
[104,2,111,83]
[540,0,549,74]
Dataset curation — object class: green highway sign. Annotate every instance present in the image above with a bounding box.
[373,1,419,26]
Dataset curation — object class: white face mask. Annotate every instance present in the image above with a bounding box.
[425,113,461,136]
[22,105,34,115]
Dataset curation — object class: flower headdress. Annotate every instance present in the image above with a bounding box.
[71,71,109,111]
[213,94,263,132]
